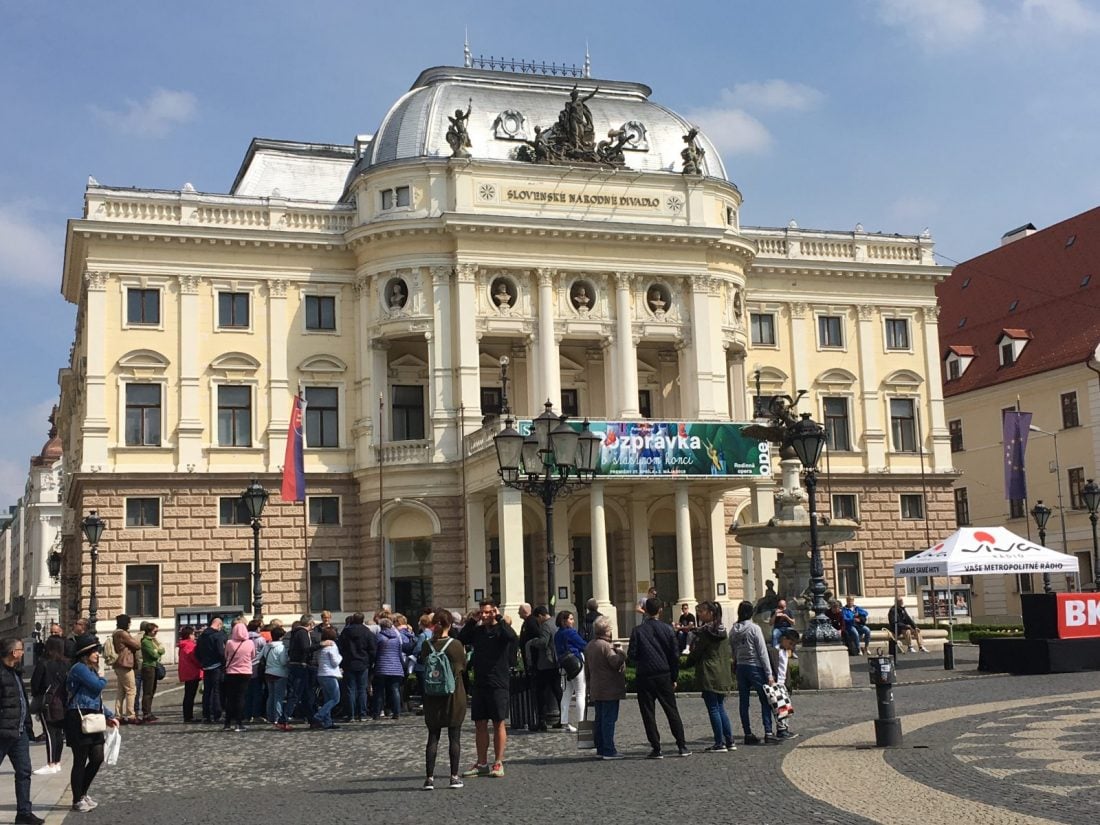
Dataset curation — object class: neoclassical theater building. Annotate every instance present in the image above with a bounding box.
[55,58,956,640]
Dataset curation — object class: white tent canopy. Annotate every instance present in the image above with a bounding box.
[894,527,1080,578]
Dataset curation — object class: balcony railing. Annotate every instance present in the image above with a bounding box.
[378,440,432,464]
[744,226,934,266]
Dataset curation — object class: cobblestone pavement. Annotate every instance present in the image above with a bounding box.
[1,649,1096,825]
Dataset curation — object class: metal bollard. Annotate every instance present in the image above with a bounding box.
[868,656,903,747]
[943,641,955,670]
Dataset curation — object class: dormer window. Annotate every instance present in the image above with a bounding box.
[996,329,1031,368]
[947,359,961,380]
[944,345,975,381]
[381,186,410,210]
[1000,342,1015,366]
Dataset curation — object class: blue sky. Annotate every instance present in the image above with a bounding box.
[2,0,1099,505]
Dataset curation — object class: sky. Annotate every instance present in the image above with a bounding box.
[1,0,1099,506]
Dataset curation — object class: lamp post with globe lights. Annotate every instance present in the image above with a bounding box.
[1082,479,1100,591]
[80,511,106,634]
[240,479,270,619]
[1030,501,1053,594]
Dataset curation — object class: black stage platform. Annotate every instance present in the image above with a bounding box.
[978,636,1100,674]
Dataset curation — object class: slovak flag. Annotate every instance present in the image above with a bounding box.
[281,389,306,502]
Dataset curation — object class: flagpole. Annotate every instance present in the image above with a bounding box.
[916,407,937,628]
[378,392,385,609]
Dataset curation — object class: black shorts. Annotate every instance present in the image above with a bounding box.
[470,687,510,722]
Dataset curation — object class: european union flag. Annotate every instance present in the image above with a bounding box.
[1003,410,1032,501]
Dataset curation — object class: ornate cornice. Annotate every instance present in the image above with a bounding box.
[83,271,108,292]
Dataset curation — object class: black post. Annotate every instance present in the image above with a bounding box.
[88,544,99,635]
[1091,511,1100,591]
[1038,524,1051,594]
[252,517,264,619]
[803,469,840,646]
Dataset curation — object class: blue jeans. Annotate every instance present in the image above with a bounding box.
[285,666,312,720]
[345,670,369,719]
[372,674,404,719]
[266,676,287,724]
[593,699,620,757]
[701,690,733,746]
[0,729,32,816]
[848,624,871,650]
[314,676,341,728]
[735,664,772,736]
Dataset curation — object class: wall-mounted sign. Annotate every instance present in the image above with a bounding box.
[504,188,662,209]
[514,420,771,478]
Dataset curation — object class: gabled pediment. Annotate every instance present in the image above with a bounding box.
[298,354,348,373]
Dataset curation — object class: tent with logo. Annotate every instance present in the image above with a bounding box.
[893,527,1080,578]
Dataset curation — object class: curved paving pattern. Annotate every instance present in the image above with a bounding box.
[782,688,1100,825]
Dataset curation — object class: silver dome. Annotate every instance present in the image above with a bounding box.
[354,66,727,180]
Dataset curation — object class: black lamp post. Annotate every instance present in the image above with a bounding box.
[80,510,106,634]
[241,479,270,619]
[47,548,62,580]
[1082,479,1100,591]
[494,398,600,609]
[1031,501,1053,594]
[784,413,841,646]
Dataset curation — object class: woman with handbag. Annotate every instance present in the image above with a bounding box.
[139,623,164,723]
[222,621,255,732]
[553,610,587,734]
[65,634,119,814]
[30,636,69,774]
[176,626,202,724]
[686,601,736,752]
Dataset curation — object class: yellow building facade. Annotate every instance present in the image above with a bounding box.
[56,63,954,638]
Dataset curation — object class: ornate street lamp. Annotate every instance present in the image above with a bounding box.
[784,413,840,646]
[1031,501,1053,594]
[494,400,600,608]
[241,479,270,619]
[47,548,62,580]
[1082,479,1100,591]
[80,510,106,633]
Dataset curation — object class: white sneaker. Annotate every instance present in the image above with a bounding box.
[919,647,929,653]
[565,724,578,733]
[34,765,54,775]
[82,795,98,809]
[908,647,916,653]
[72,798,92,813]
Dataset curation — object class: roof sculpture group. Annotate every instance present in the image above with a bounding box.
[444,86,705,174]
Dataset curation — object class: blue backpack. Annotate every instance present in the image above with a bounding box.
[423,638,456,696]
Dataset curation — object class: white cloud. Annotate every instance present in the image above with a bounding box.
[1021,0,1100,30]
[718,80,825,113]
[683,105,772,156]
[0,205,61,288]
[91,88,198,138]
[0,399,58,507]
[873,0,989,47]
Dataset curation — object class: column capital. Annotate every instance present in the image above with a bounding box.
[455,263,478,283]
[614,271,634,289]
[922,304,941,322]
[857,303,875,321]
[370,338,392,351]
[84,271,108,292]
[176,273,201,295]
[536,267,556,287]
[431,265,452,285]
[268,279,289,298]
[788,301,808,319]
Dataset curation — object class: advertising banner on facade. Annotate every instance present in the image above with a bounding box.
[515,419,770,478]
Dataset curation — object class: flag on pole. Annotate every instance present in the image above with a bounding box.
[281,388,306,502]
[1002,410,1032,501]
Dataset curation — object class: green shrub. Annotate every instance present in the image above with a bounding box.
[968,629,1024,644]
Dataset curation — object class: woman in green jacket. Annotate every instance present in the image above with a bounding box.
[687,601,735,752]
[140,624,165,723]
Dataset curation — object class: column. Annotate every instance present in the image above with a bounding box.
[855,304,886,469]
[600,338,618,418]
[352,276,374,468]
[688,274,721,419]
[454,264,482,434]
[370,339,390,457]
[466,496,488,610]
[264,279,289,472]
[745,481,777,602]
[497,485,526,622]
[81,271,110,470]
[674,484,696,604]
[921,305,951,470]
[177,274,205,471]
[614,272,640,418]
[429,266,455,460]
[552,505,572,612]
[590,482,617,638]
[536,268,561,411]
[708,494,733,619]
[631,496,650,629]
[728,349,747,420]
[787,301,809,396]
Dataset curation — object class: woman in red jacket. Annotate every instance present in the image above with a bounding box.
[177,626,203,723]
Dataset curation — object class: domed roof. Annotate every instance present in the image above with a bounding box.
[31,407,61,466]
[353,66,726,180]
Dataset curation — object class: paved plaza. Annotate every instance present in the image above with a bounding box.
[1,649,1098,824]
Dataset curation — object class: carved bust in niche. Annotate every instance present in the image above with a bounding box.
[648,284,672,318]
[491,278,515,309]
[387,279,408,310]
[572,285,591,311]
[733,290,743,318]
[648,288,666,313]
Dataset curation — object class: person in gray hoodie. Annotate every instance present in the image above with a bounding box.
[730,600,777,745]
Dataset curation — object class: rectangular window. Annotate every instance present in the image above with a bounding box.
[947,359,961,380]
[750,313,776,346]
[309,560,342,612]
[391,385,425,441]
[949,419,964,452]
[954,487,971,526]
[219,562,251,610]
[561,389,579,418]
[904,550,930,596]
[638,389,653,420]
[217,291,250,328]
[1062,391,1080,429]
[1009,498,1026,519]
[818,315,843,348]
[832,494,858,520]
[1017,573,1034,594]
[308,496,341,525]
[124,384,161,446]
[125,497,160,528]
[885,317,910,350]
[900,494,925,520]
[835,551,862,597]
[217,385,252,447]
[823,397,851,451]
[1000,342,1015,366]
[1069,467,1086,509]
[304,295,336,331]
[890,398,917,452]
[126,288,160,325]
[125,565,159,616]
[305,387,340,447]
[218,497,251,526]
[381,186,410,210]
[480,387,503,417]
